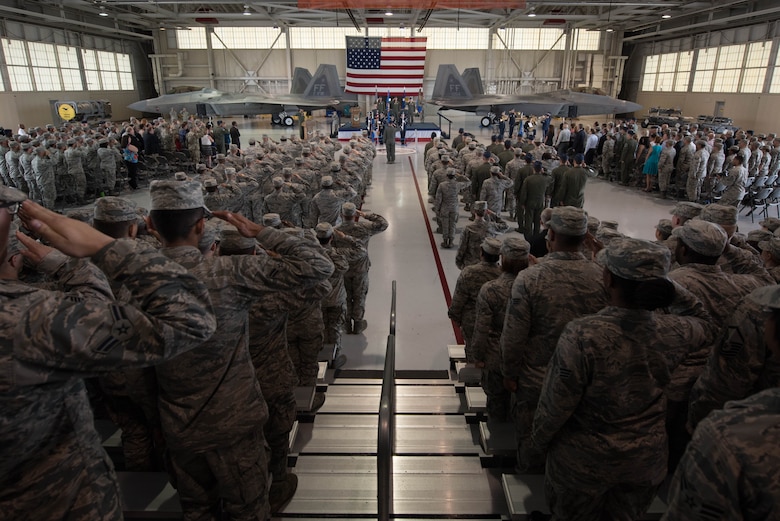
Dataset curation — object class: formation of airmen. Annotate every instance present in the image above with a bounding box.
[3,110,780,521]
[0,114,389,520]
[447,193,780,518]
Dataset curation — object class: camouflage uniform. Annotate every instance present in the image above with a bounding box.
[19,147,36,200]
[65,146,86,200]
[0,141,11,186]
[287,280,331,387]
[335,209,388,330]
[309,181,358,226]
[97,146,122,194]
[657,143,676,194]
[31,151,56,208]
[471,271,517,421]
[664,388,780,520]
[455,216,498,270]
[448,249,502,361]
[435,174,470,246]
[158,224,333,521]
[480,172,514,216]
[533,304,713,521]
[5,146,24,192]
[263,187,307,227]
[0,237,216,521]
[688,294,780,428]
[501,208,608,471]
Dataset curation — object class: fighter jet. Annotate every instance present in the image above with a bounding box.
[128,64,357,126]
[430,64,642,127]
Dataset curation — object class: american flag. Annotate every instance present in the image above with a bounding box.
[345,36,427,96]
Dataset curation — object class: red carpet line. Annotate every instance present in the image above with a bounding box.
[408,155,464,344]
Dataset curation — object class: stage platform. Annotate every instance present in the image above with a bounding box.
[338,122,441,142]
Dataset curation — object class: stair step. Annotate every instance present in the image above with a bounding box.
[117,471,181,519]
[456,362,482,384]
[466,386,488,412]
[280,455,501,517]
[316,385,464,414]
[292,414,481,455]
[502,473,668,520]
[479,420,515,456]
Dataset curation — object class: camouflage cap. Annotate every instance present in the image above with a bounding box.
[294,156,304,164]
[672,219,728,257]
[700,203,738,226]
[20,143,31,150]
[93,196,137,223]
[600,220,619,231]
[760,217,780,232]
[656,218,673,237]
[6,222,20,258]
[224,167,236,175]
[468,142,477,149]
[514,148,522,156]
[302,146,311,153]
[0,186,26,205]
[150,180,211,216]
[272,177,284,188]
[216,154,226,160]
[748,285,780,310]
[262,213,282,227]
[500,237,530,261]
[203,178,217,188]
[747,228,773,244]
[342,202,357,216]
[321,176,334,187]
[330,163,341,172]
[587,216,600,235]
[669,201,704,220]
[595,227,624,246]
[65,207,94,223]
[760,237,780,258]
[481,237,502,256]
[315,222,334,239]
[597,237,671,281]
[174,171,188,181]
[220,225,256,251]
[197,164,208,171]
[490,166,502,174]
[446,168,456,177]
[198,220,220,251]
[473,200,488,211]
[548,206,588,237]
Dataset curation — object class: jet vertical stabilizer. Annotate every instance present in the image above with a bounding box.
[432,64,473,100]
[290,67,313,95]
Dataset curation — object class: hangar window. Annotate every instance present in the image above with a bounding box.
[290,27,363,49]
[57,46,84,91]
[570,30,600,51]
[691,47,717,92]
[176,27,209,49]
[770,50,780,94]
[494,28,565,51]
[213,27,285,49]
[28,42,62,91]
[641,52,691,92]
[82,49,134,91]
[741,41,771,93]
[712,44,745,93]
[419,28,489,50]
[2,38,33,91]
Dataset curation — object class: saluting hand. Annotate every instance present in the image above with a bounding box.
[212,210,263,238]
[18,201,113,258]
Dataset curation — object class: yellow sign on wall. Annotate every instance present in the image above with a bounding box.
[57,102,76,121]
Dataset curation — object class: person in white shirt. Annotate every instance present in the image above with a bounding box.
[16,124,27,137]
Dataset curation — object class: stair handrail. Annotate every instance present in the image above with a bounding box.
[437,111,453,139]
[378,280,397,521]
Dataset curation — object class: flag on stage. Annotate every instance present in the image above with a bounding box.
[345,36,426,96]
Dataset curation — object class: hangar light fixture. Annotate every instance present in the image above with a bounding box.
[661,12,672,19]
[98,6,108,16]
[385,10,394,16]
[243,5,252,16]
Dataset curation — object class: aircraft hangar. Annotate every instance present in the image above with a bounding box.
[4,2,780,521]
[0,1,779,131]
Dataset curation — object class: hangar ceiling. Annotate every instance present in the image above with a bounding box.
[0,0,778,43]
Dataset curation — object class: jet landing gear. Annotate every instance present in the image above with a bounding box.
[272,111,295,126]
[480,112,497,128]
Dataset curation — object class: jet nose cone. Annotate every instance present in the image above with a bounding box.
[623,101,643,113]
[127,100,147,112]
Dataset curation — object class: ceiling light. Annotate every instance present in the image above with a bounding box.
[98,6,108,16]
[528,12,536,17]
[661,13,672,19]
[243,5,251,16]
[606,28,614,32]
[385,10,393,16]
